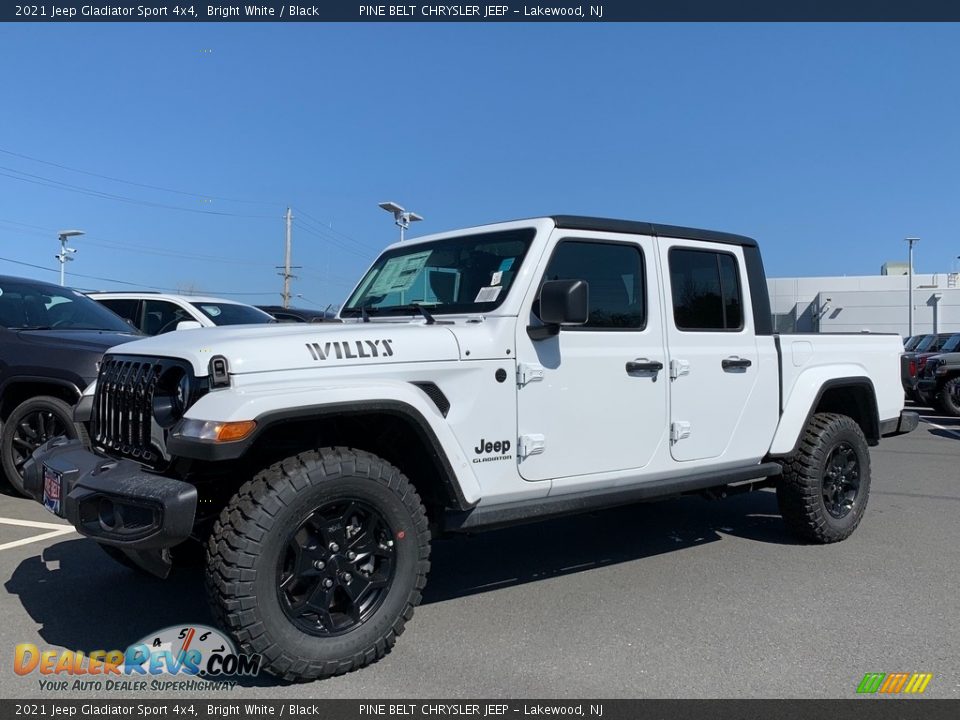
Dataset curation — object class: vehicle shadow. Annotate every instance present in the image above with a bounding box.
[5,490,791,687]
[423,489,792,604]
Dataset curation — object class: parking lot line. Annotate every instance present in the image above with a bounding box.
[0,527,75,551]
[0,516,70,531]
[0,516,76,551]
[922,419,960,440]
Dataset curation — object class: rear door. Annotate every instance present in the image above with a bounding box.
[660,242,759,462]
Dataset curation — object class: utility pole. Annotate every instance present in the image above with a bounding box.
[277,207,300,309]
[905,237,920,336]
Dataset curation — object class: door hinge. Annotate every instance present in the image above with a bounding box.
[670,359,690,380]
[670,421,691,443]
[517,362,544,387]
[518,433,545,460]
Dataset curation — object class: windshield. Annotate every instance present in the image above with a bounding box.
[940,334,960,353]
[904,336,922,351]
[342,228,536,317]
[0,281,136,332]
[915,335,936,352]
[191,302,276,326]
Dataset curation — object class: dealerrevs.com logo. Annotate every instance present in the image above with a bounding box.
[14,625,260,692]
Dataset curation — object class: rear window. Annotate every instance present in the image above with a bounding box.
[191,303,275,326]
[668,248,744,331]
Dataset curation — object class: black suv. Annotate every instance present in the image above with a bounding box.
[0,275,140,494]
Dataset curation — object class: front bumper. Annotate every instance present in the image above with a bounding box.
[879,410,920,437]
[22,438,197,552]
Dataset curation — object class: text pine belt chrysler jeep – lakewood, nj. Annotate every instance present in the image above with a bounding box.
[23,216,916,682]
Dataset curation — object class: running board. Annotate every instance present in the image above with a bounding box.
[443,462,783,532]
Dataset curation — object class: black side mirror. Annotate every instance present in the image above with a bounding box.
[528,279,589,340]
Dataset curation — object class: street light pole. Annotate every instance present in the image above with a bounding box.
[56,230,84,286]
[905,237,920,336]
[378,201,423,242]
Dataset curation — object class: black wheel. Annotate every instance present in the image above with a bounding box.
[1,396,85,497]
[935,377,960,417]
[205,447,430,682]
[776,413,871,544]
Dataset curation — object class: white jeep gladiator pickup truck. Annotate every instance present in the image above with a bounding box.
[24,215,917,681]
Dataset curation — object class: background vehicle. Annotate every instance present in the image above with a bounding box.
[901,332,959,403]
[0,275,140,495]
[903,335,924,352]
[256,305,338,323]
[89,292,275,335]
[26,216,915,682]
[916,335,960,416]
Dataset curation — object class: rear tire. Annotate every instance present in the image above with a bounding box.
[205,447,430,682]
[935,377,960,417]
[1,396,86,497]
[776,413,871,544]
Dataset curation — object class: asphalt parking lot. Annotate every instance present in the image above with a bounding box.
[0,408,957,699]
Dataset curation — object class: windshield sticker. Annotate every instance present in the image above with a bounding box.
[368,251,432,295]
[498,257,515,272]
[490,271,503,286]
[474,286,502,303]
[199,305,222,317]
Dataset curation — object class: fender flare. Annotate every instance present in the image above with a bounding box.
[168,386,481,509]
[768,372,879,456]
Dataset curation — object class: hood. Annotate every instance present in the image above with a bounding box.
[15,329,142,352]
[104,321,462,377]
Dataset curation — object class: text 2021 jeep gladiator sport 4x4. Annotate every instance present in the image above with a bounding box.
[24,216,917,681]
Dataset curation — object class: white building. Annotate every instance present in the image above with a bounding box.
[768,271,960,335]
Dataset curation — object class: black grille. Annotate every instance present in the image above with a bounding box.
[92,355,202,466]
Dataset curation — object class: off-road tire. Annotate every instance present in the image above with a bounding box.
[1,395,86,497]
[776,413,871,544]
[205,447,430,682]
[935,377,960,417]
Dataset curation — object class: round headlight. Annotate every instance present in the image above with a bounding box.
[152,368,191,428]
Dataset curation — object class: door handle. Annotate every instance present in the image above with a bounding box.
[722,357,752,370]
[626,359,664,374]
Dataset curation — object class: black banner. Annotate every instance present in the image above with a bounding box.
[3,700,960,720]
[8,0,960,22]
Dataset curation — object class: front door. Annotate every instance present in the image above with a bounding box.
[515,234,668,481]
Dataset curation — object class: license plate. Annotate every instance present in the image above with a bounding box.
[42,465,62,516]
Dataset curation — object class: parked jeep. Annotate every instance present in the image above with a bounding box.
[25,216,916,681]
[0,275,140,495]
[916,334,960,416]
[900,332,957,403]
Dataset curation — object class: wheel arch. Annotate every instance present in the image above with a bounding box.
[769,374,879,456]
[0,377,82,420]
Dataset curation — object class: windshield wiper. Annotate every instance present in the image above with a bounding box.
[348,303,438,324]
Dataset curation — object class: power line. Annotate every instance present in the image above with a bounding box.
[0,218,278,269]
[0,256,277,296]
[0,165,278,219]
[292,219,374,260]
[293,206,381,252]
[0,147,283,206]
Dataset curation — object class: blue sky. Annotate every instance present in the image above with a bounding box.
[1,23,959,308]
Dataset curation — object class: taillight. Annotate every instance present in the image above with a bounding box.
[909,360,917,376]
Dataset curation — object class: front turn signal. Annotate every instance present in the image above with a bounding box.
[216,420,257,442]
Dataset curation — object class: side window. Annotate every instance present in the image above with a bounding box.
[142,300,190,335]
[669,248,744,331]
[542,240,646,330]
[97,299,139,326]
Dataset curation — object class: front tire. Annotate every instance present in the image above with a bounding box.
[205,448,430,682]
[1,395,85,496]
[776,413,871,544]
